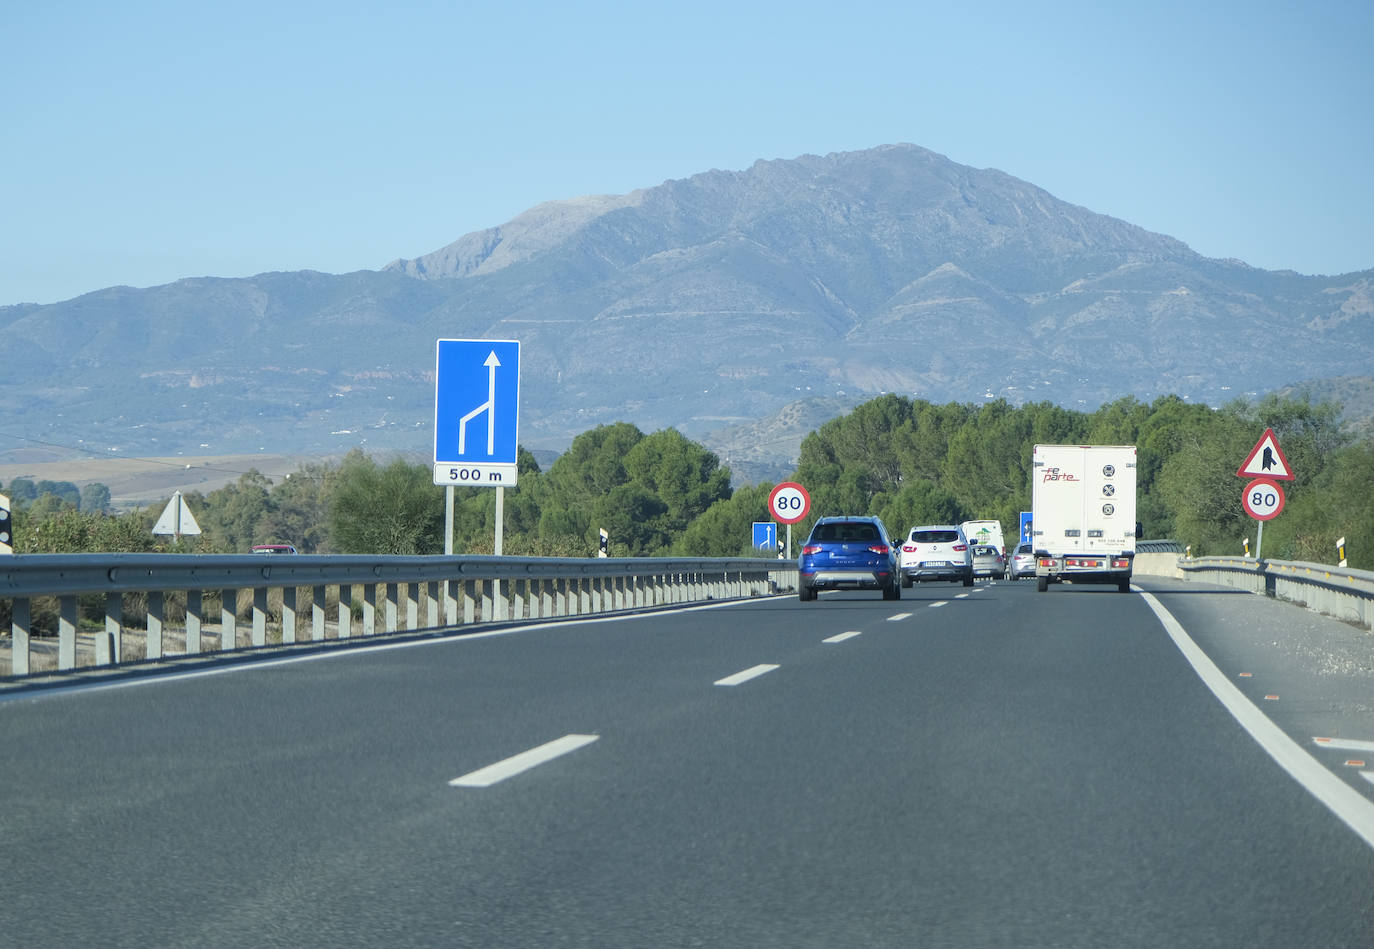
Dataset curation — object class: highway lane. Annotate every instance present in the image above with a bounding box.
[2,581,1373,947]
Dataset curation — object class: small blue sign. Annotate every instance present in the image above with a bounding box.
[1019,511,1033,544]
[433,339,521,486]
[753,522,778,550]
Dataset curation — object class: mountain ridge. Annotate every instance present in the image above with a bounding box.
[3,144,1371,472]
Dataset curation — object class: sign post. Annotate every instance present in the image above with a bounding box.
[768,482,811,560]
[434,339,521,618]
[1241,478,1285,559]
[1235,429,1294,562]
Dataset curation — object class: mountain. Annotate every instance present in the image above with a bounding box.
[3,144,1372,473]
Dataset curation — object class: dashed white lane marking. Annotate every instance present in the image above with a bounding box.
[887,612,913,622]
[823,631,862,644]
[450,734,599,788]
[1315,737,1374,754]
[715,663,780,686]
[928,601,949,609]
[1140,591,1374,851]
[955,594,970,599]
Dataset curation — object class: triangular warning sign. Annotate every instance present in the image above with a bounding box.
[152,491,203,536]
[1236,428,1294,481]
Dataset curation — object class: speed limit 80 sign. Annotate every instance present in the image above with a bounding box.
[1242,478,1285,521]
[768,481,811,524]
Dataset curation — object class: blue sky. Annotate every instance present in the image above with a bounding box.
[5,0,1372,306]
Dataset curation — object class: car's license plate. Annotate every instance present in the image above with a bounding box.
[922,561,949,568]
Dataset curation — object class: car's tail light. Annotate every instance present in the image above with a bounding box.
[953,544,968,552]
[802,545,823,555]
[902,544,917,552]
[868,544,890,555]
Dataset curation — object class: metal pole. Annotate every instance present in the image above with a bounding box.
[443,485,454,627]
[494,485,506,619]
[445,485,454,556]
[786,523,792,561]
[1256,519,1264,561]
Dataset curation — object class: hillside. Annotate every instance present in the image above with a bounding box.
[3,144,1371,473]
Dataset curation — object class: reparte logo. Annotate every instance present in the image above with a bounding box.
[1042,467,1079,483]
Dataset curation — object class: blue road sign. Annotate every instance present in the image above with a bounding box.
[1019,511,1033,545]
[753,522,778,550]
[434,339,521,486]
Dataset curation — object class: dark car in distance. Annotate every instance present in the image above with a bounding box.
[798,516,901,602]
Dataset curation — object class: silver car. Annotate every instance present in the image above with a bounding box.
[1005,541,1036,580]
[971,544,1004,579]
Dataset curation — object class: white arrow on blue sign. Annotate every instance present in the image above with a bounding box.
[433,339,521,486]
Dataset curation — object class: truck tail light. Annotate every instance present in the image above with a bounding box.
[1111,558,1131,569]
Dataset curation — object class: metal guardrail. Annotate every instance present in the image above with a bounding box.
[1135,539,1185,554]
[1,554,798,680]
[1177,556,1374,630]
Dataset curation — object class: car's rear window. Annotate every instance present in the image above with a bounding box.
[911,530,959,543]
[813,522,880,542]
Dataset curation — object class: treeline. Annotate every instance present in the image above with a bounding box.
[3,478,111,515]
[4,393,1369,567]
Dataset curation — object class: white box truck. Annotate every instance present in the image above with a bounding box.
[1031,445,1137,593]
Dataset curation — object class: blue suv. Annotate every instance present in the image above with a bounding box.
[798,516,902,602]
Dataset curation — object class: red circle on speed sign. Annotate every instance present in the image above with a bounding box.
[768,481,811,524]
[1242,478,1285,521]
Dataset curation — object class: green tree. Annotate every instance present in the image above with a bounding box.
[80,483,113,513]
[258,461,338,553]
[1261,440,1374,567]
[874,479,966,537]
[16,508,157,553]
[6,478,38,504]
[191,471,273,552]
[676,484,775,556]
[329,453,444,554]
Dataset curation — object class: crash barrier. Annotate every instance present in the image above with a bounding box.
[1,554,798,679]
[1176,556,1374,631]
[1132,539,1186,579]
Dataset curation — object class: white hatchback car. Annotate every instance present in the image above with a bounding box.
[899,525,974,587]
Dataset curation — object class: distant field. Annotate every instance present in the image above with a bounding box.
[0,454,326,510]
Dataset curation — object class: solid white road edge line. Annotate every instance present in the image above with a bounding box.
[450,734,599,788]
[822,631,862,644]
[1139,590,1374,851]
[714,664,779,686]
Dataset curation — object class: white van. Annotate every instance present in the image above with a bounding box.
[959,519,1006,556]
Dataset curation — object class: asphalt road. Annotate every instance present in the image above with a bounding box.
[3,578,1373,947]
